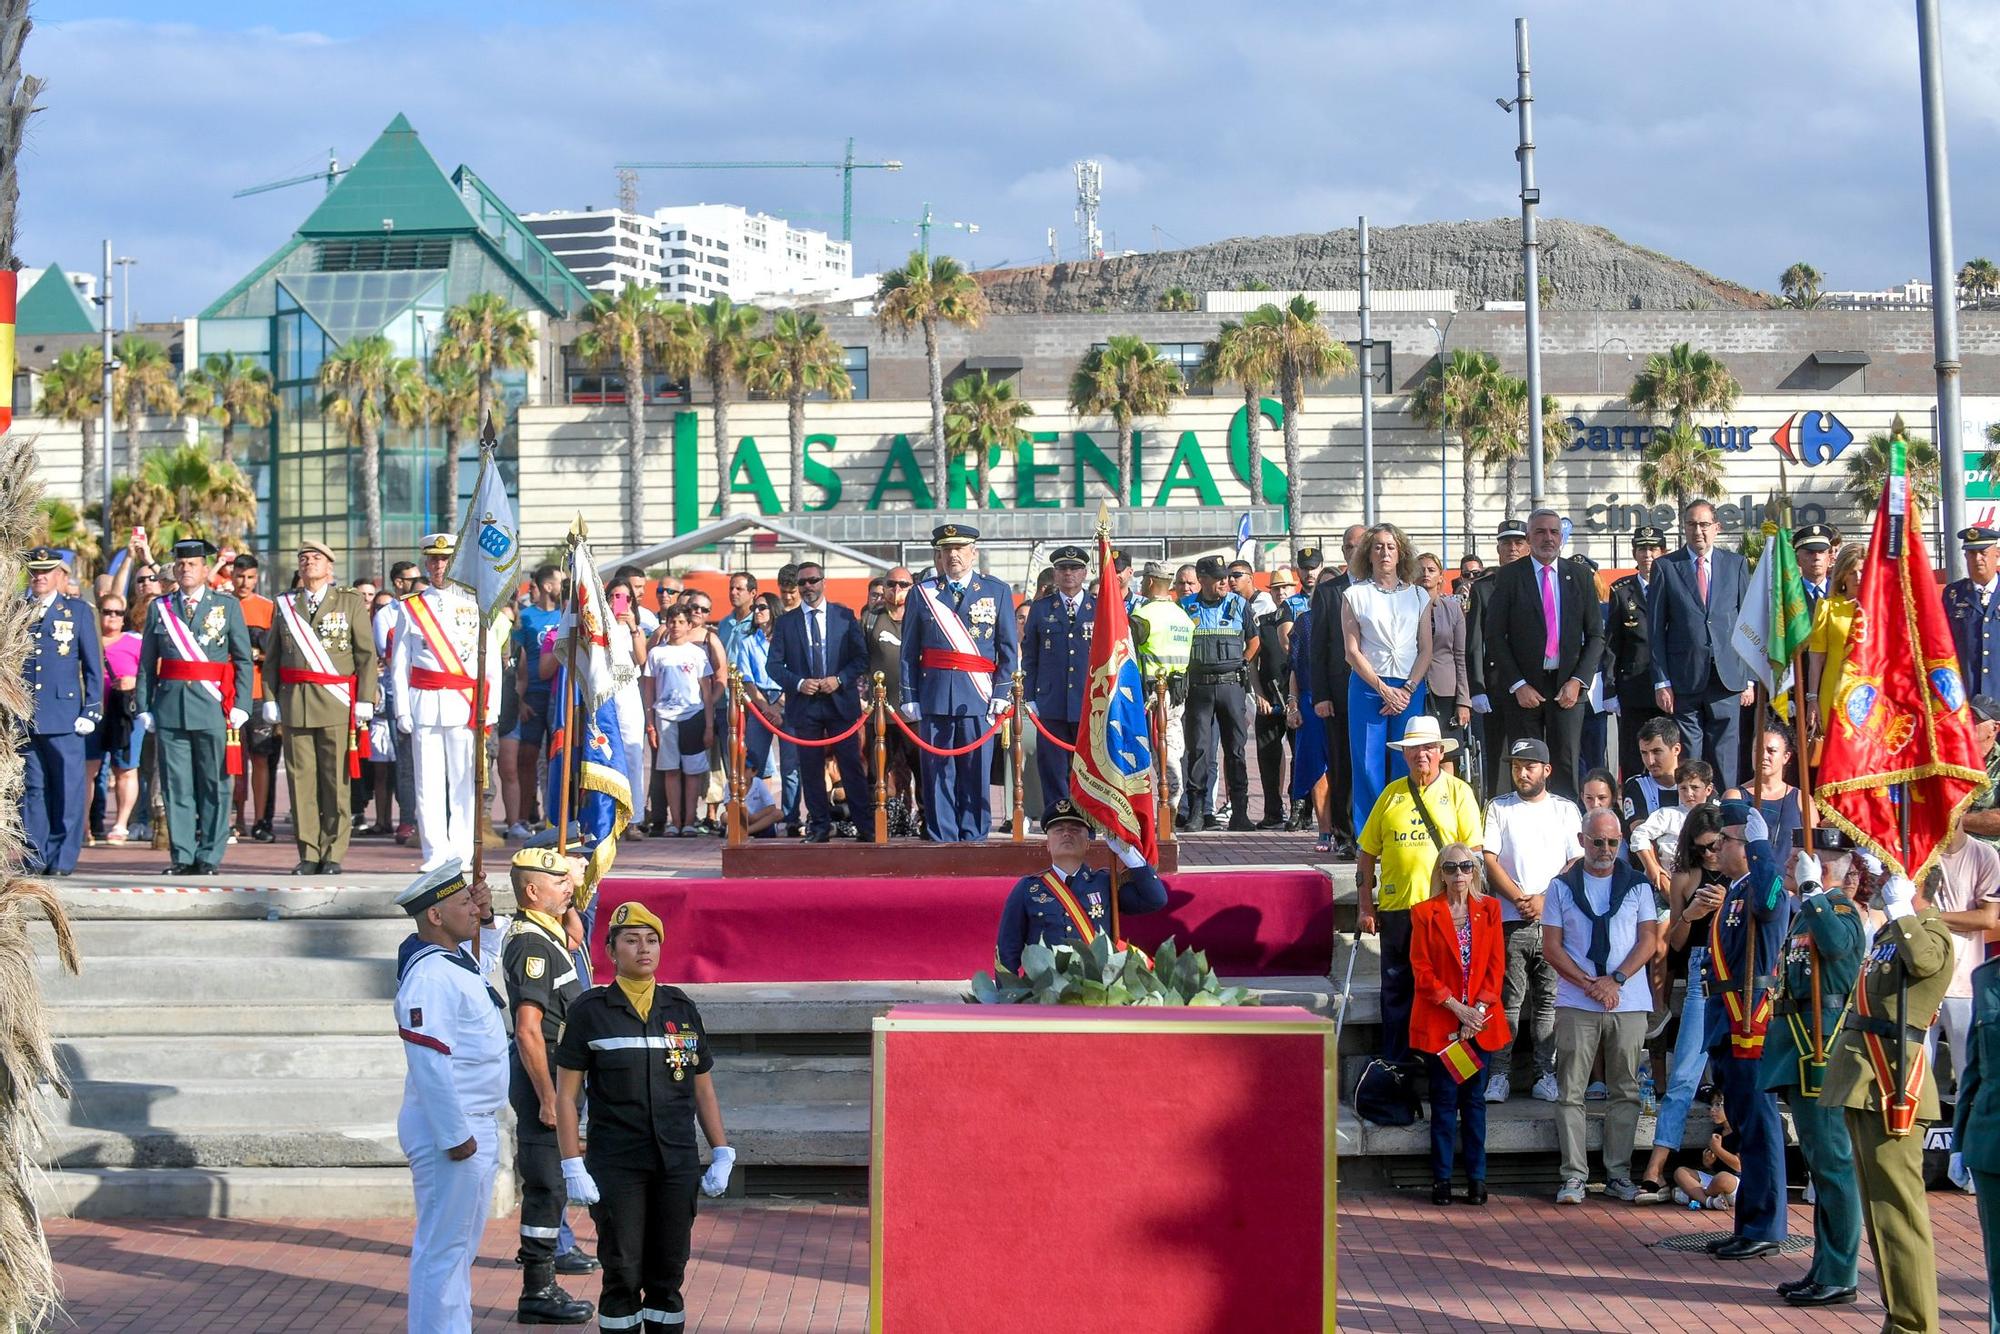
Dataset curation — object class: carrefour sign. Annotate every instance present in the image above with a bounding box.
[1564,409,1854,465]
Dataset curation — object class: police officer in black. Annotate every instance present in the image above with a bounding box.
[1945,526,2000,701]
[503,846,595,1325]
[1606,526,1666,782]
[556,901,734,1334]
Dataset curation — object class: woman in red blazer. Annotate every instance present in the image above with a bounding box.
[1410,841,1511,1206]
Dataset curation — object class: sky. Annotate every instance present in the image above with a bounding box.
[21,0,2000,322]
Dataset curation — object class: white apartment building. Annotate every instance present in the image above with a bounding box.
[1822,278,1934,311]
[519,208,663,292]
[651,203,852,303]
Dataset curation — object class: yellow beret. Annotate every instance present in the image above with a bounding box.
[606,900,665,939]
[510,847,570,876]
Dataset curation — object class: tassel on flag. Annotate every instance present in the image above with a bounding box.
[1438,1037,1484,1084]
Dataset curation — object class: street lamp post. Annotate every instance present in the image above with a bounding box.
[1426,313,1456,563]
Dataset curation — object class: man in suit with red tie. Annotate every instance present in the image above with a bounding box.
[768,559,873,842]
[1647,499,1755,789]
[1477,508,1604,800]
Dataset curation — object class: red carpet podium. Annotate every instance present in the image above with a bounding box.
[869,1004,1336,1333]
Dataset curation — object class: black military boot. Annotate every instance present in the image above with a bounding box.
[517,1262,594,1324]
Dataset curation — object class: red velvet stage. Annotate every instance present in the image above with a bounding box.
[591,868,1333,982]
[870,1005,1336,1333]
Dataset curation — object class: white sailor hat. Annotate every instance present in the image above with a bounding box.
[396,860,469,916]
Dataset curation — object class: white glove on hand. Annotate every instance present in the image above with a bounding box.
[560,1155,599,1206]
[227,707,248,730]
[1743,807,1770,843]
[262,700,280,724]
[1602,696,1621,716]
[899,701,922,723]
[354,701,374,724]
[1793,850,1824,897]
[73,716,96,735]
[1469,694,1492,715]
[135,711,153,734]
[701,1145,736,1198]
[1858,851,1884,878]
[987,695,1010,718]
[397,715,414,735]
[1102,833,1147,870]
[1881,874,1917,920]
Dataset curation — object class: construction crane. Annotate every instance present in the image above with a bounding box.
[234,149,348,199]
[614,138,902,242]
[776,202,976,260]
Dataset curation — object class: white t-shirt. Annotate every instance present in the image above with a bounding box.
[1482,792,1583,924]
[645,641,712,723]
[1630,805,1690,870]
[1343,581,1426,679]
[1936,836,2000,999]
[1546,870,1655,1013]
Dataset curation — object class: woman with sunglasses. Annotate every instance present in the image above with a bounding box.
[1410,842,1509,1205]
[89,595,143,842]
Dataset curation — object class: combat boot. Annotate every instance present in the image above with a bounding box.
[517,1262,593,1324]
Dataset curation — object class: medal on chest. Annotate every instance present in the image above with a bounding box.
[1086,892,1105,921]
[664,1019,694,1081]
[201,606,227,646]
[51,616,74,654]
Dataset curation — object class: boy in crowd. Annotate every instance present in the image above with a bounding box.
[1631,761,1716,895]
[1621,717,1684,834]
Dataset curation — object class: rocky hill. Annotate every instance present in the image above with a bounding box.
[973,217,1770,314]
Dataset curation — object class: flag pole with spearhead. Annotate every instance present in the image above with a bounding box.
[556,514,586,858]
[470,413,497,893]
[1095,500,1124,948]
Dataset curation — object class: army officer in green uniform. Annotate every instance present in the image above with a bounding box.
[1956,952,2000,1332]
[134,538,252,875]
[1761,841,1866,1308]
[1820,868,1955,1334]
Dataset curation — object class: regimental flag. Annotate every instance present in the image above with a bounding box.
[544,664,633,896]
[555,523,632,714]
[1234,512,1255,566]
[1069,526,1158,862]
[1730,519,1813,697]
[448,449,521,623]
[1814,432,1989,879]
[1438,1036,1484,1085]
[0,269,17,434]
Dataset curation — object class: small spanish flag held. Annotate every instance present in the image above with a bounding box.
[1438,1036,1484,1084]
[0,269,16,433]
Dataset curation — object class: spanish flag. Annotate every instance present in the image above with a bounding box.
[0,269,15,434]
[1438,1036,1484,1084]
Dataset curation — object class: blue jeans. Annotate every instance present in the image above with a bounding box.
[1348,676,1426,837]
[1651,946,1709,1151]
[1425,1052,1490,1184]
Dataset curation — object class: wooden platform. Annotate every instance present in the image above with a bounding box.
[720,836,1180,878]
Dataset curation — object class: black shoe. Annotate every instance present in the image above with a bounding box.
[1713,1238,1782,1260]
[552,1247,600,1275]
[1227,817,1255,832]
[292,860,318,875]
[804,829,831,844]
[1431,1181,1453,1206]
[1783,1284,1857,1306]
[251,820,275,843]
[52,868,73,877]
[1464,1182,1488,1206]
[1254,815,1284,830]
[1775,1277,1814,1297]
[164,863,188,876]
[1703,1236,1737,1254]
[319,861,341,874]
[192,863,217,876]
[517,1263,594,1324]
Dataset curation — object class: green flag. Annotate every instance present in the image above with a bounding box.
[1730,521,1813,695]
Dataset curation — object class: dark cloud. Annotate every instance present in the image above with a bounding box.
[23,1,2000,319]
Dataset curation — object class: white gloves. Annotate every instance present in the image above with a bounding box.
[986,695,1010,718]
[1793,850,1824,897]
[1469,694,1492,715]
[1103,833,1147,870]
[1743,807,1770,843]
[354,701,374,724]
[262,700,280,724]
[1858,851,1884,877]
[1881,875,1917,920]
[397,715,414,735]
[73,717,95,735]
[560,1156,599,1206]
[899,701,922,723]
[227,707,248,730]
[701,1145,736,1197]
[135,711,153,734]
[1602,697,1621,716]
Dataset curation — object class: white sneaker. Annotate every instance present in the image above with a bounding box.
[1531,1072,1560,1102]
[1484,1074,1510,1104]
[1555,1178,1586,1205]
[1585,1080,1609,1101]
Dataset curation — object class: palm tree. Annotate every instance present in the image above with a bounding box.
[577,285,669,547]
[427,362,480,532]
[1156,285,1197,312]
[31,497,98,570]
[437,292,534,448]
[1471,374,1575,517]
[1628,342,1740,432]
[740,310,852,513]
[36,347,102,508]
[319,334,418,564]
[134,442,257,546]
[1258,297,1353,527]
[944,372,1035,511]
[1637,423,1728,515]
[877,251,988,504]
[1960,257,2000,310]
[1067,335,1183,507]
[111,335,180,478]
[1197,318,1282,505]
[1844,418,1941,515]
[1410,347,1503,549]
[1778,263,1823,310]
[182,352,275,468]
[678,297,760,514]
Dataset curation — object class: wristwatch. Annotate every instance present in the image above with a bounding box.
[1610,969,1629,985]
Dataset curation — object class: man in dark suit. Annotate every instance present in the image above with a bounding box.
[768,560,873,841]
[1307,523,1369,855]
[1479,508,1604,799]
[1605,526,1666,781]
[1647,499,1755,788]
[1467,518,1530,798]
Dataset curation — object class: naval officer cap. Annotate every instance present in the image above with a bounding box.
[606,899,665,941]
[1793,523,1835,551]
[1049,544,1090,568]
[931,523,979,548]
[1631,525,1666,550]
[172,537,218,561]
[1495,519,1529,541]
[1961,526,2000,552]
[397,860,469,916]
[23,545,65,571]
[420,532,456,557]
[1041,797,1095,834]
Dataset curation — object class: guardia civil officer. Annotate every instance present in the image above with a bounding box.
[898,524,1020,842]
[1760,838,1865,1308]
[1953,951,2000,1329]
[1180,555,1252,831]
[502,846,595,1325]
[1684,800,1792,1258]
[20,546,102,876]
[995,798,1168,971]
[556,902,735,1334]
[1822,866,1955,1334]
[1945,526,2000,703]
[393,861,508,1334]
[1021,544,1095,813]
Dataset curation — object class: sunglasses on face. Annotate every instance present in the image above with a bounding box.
[1585,837,1622,849]
[1692,839,1721,854]
[101,609,125,618]
[753,607,772,616]
[690,602,711,613]
[798,576,824,586]
[1440,860,1479,875]
[887,579,912,588]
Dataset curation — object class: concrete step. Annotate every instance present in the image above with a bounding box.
[51,1077,404,1129]
[33,1165,517,1220]
[42,1123,410,1170]
[1340,1096,1716,1158]
[45,883,410,921]
[38,954,399,1004]
[51,1002,389,1038]
[33,916,413,959]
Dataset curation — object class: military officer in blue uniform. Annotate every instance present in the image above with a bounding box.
[1684,799,1794,1258]
[995,798,1169,970]
[20,546,102,876]
[1761,836,1866,1308]
[1946,526,2000,701]
[1794,523,1837,617]
[1021,544,1095,811]
[899,523,1020,843]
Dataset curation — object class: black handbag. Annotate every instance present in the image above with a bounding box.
[1354,1057,1423,1127]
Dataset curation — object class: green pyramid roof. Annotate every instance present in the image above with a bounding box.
[17,264,100,335]
[295,113,481,237]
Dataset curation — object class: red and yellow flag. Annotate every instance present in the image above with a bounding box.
[1068,525,1157,862]
[0,269,16,434]
[1437,1037,1484,1084]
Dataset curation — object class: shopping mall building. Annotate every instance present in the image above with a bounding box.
[25,114,2000,580]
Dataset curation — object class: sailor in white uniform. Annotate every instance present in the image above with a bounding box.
[393,861,508,1334]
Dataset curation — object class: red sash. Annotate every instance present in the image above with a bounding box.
[278,667,370,776]
[156,659,242,775]
[402,591,476,709]
[411,666,476,693]
[1855,960,1935,1139]
[921,648,998,674]
[1042,870,1100,946]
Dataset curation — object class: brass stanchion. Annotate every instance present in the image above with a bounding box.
[1154,676,1176,845]
[1010,670,1026,842]
[726,676,746,847]
[872,672,889,843]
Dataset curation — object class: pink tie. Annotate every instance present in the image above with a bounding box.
[1697,556,1709,604]
[1541,564,1559,662]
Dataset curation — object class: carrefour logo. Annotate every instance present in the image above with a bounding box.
[1770,411,1853,466]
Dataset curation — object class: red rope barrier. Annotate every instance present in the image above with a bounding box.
[886,702,1016,757]
[1025,708,1078,753]
[740,698,873,750]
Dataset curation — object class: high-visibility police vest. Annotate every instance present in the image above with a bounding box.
[1181,592,1248,682]
[1133,599,1193,680]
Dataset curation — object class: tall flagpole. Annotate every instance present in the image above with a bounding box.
[469,417,497,891]
[555,516,585,856]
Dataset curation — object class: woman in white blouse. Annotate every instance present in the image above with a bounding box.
[1342,524,1434,837]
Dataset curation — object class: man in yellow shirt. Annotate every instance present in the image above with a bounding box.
[1358,714,1483,1063]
